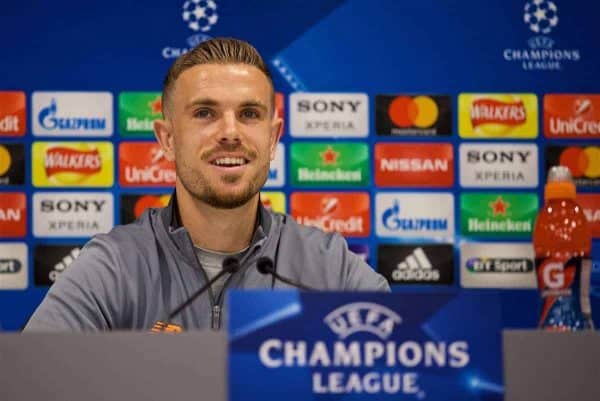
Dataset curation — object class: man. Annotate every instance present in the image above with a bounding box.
[25,38,389,332]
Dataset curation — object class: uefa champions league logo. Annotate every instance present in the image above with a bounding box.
[523,0,558,34]
[182,0,218,33]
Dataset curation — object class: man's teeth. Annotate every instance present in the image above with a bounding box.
[214,157,246,166]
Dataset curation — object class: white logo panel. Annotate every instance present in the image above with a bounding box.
[32,92,113,137]
[459,143,538,188]
[290,93,368,137]
[265,143,285,187]
[375,193,454,240]
[460,242,536,288]
[33,192,114,237]
[0,243,28,290]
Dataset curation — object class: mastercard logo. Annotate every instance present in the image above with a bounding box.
[0,145,11,176]
[134,195,170,218]
[388,96,439,128]
[558,146,600,178]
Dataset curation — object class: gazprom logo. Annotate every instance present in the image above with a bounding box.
[382,200,448,231]
[324,302,402,340]
[39,99,106,131]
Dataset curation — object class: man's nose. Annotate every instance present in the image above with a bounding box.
[219,111,241,144]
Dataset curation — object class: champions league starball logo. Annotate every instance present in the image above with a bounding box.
[502,0,581,71]
[161,0,220,59]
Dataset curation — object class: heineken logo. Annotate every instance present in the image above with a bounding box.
[119,92,163,136]
[291,142,369,187]
[461,193,537,237]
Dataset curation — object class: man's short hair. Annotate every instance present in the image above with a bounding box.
[161,37,274,117]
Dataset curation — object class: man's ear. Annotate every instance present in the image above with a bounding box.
[154,119,175,162]
[269,115,283,160]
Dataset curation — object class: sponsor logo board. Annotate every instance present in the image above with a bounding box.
[377,244,454,285]
[375,95,451,136]
[459,94,538,138]
[260,192,286,214]
[375,143,453,187]
[119,92,162,136]
[0,143,25,185]
[291,192,370,237]
[291,142,368,187]
[289,93,368,137]
[120,194,171,225]
[0,91,26,136]
[0,243,28,289]
[33,192,114,237]
[32,142,114,187]
[578,194,600,238]
[349,244,370,266]
[34,244,83,286]
[265,143,285,187]
[460,193,538,237]
[544,95,600,139]
[32,92,113,137]
[119,142,176,187]
[0,192,26,237]
[459,143,538,188]
[460,242,536,288]
[546,145,600,188]
[376,193,454,240]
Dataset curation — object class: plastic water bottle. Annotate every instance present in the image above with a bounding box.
[533,166,594,331]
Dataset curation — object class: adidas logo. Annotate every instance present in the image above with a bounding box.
[391,247,440,282]
[49,248,81,283]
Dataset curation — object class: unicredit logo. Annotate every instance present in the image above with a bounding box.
[471,98,526,127]
[119,143,176,186]
[44,147,101,176]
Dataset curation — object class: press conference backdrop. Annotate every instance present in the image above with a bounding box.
[1,0,600,335]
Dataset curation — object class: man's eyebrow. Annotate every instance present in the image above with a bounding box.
[239,100,268,112]
[185,98,269,112]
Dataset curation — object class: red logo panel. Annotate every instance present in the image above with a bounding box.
[119,142,176,187]
[0,192,26,237]
[578,194,600,238]
[290,192,370,237]
[544,94,600,139]
[0,91,26,136]
[375,143,454,187]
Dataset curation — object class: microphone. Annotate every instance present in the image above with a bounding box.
[256,256,315,291]
[168,257,241,320]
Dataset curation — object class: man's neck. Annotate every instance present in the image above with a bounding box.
[175,185,259,253]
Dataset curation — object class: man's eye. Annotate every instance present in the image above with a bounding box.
[195,108,213,118]
[241,109,260,119]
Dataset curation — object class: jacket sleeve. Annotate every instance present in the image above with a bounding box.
[328,233,391,292]
[23,235,124,332]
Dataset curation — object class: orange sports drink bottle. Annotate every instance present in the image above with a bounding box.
[533,166,594,330]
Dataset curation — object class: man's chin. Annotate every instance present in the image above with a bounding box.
[202,189,257,209]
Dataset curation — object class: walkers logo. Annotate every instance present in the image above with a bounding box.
[376,193,454,239]
[378,244,454,285]
[32,92,113,137]
[162,0,219,59]
[0,192,26,238]
[375,95,451,136]
[503,1,582,71]
[290,192,370,237]
[32,142,114,187]
[265,143,285,187]
[375,143,453,187]
[0,243,27,290]
[460,193,538,237]
[33,192,114,238]
[34,245,82,286]
[121,194,171,224]
[544,95,600,139]
[119,142,176,187]
[0,143,25,185]
[578,194,600,238]
[459,94,538,138]
[459,143,538,188]
[289,93,368,137]
[546,146,600,187]
[0,91,26,136]
[119,92,162,136]
[260,192,286,214]
[460,242,536,288]
[291,142,369,187]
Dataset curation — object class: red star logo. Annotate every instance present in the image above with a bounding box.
[148,97,162,114]
[320,146,340,165]
[489,196,509,216]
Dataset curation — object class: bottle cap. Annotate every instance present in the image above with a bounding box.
[545,166,576,200]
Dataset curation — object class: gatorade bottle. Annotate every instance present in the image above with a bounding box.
[533,166,593,331]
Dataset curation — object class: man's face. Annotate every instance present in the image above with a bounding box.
[156,63,282,209]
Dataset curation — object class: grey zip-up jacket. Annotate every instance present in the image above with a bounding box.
[24,197,390,332]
